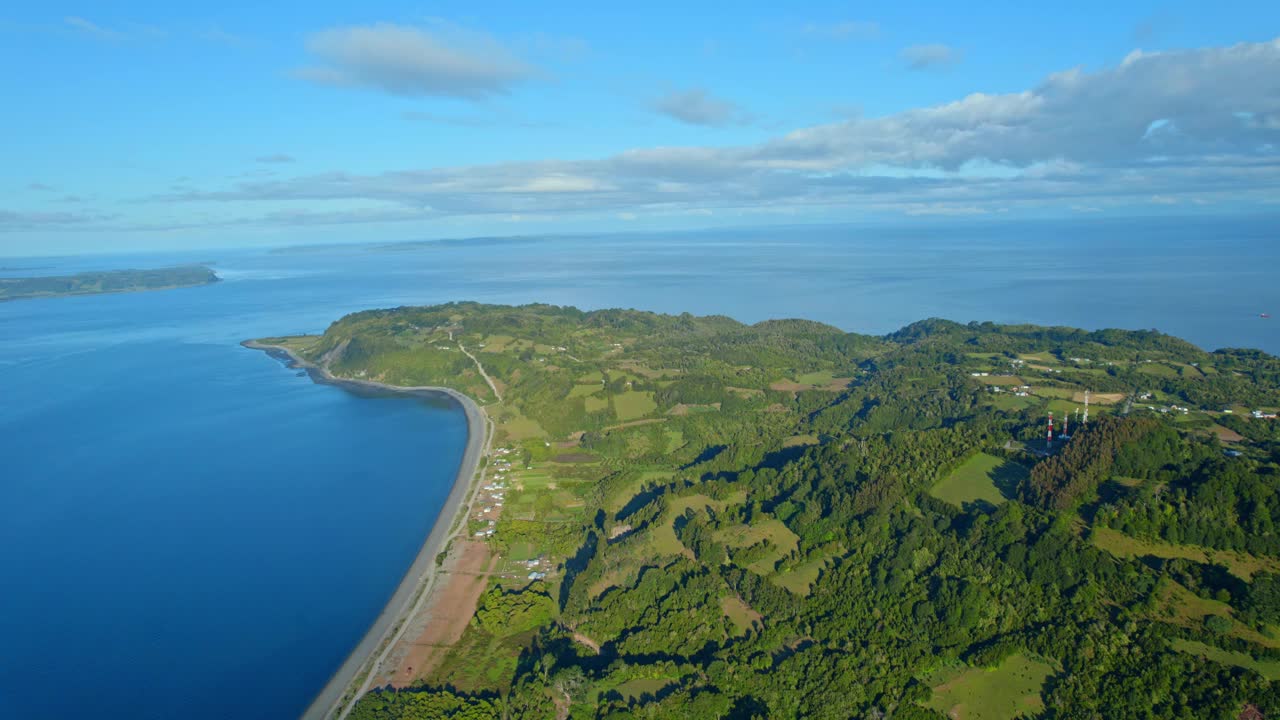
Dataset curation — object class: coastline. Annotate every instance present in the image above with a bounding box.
[240,340,490,720]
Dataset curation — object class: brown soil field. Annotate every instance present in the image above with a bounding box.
[389,541,498,687]
[1209,424,1246,443]
[1072,391,1125,404]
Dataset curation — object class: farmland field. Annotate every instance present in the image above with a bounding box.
[923,652,1054,720]
[929,453,1026,508]
[614,390,657,421]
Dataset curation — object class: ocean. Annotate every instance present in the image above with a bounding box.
[1,216,1277,718]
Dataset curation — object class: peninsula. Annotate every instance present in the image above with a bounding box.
[0,264,219,301]
[263,303,1280,720]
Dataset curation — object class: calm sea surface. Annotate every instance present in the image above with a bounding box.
[1,217,1277,718]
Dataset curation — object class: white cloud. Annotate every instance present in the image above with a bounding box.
[801,21,880,41]
[502,174,610,193]
[901,44,963,70]
[651,88,749,127]
[296,23,536,99]
[64,16,164,42]
[64,16,122,41]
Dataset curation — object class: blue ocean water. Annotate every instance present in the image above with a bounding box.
[1,216,1277,719]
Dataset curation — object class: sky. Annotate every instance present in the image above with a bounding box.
[3,1,1280,256]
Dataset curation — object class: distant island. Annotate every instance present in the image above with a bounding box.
[254,303,1280,720]
[0,265,219,302]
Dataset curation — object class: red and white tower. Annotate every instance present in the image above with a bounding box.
[1047,411,1055,445]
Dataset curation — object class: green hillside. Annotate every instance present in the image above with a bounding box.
[270,303,1280,719]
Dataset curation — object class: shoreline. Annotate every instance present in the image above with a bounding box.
[240,340,490,720]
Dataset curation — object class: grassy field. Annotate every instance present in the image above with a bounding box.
[1152,581,1280,649]
[1090,526,1280,581]
[648,493,742,556]
[1171,639,1280,680]
[772,558,825,595]
[929,453,1026,508]
[715,519,800,575]
[664,429,684,453]
[262,334,321,353]
[584,395,609,413]
[569,383,600,398]
[987,394,1034,412]
[975,375,1025,386]
[1137,362,1180,379]
[923,652,1054,720]
[613,677,675,701]
[720,595,762,635]
[614,390,657,421]
[795,370,837,386]
[499,413,545,441]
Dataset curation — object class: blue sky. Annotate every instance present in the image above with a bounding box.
[3,1,1279,255]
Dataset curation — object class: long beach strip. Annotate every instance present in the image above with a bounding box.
[241,341,491,720]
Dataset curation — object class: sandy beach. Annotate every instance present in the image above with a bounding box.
[241,340,490,720]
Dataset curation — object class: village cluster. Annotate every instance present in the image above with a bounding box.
[470,446,550,581]
[471,447,513,540]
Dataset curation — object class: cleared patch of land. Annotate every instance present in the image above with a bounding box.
[387,541,497,687]
[974,375,1025,386]
[923,652,1053,720]
[1090,526,1280,581]
[930,453,1026,508]
[613,390,657,421]
[649,494,734,557]
[1171,639,1280,680]
[772,558,825,595]
[720,596,762,635]
[715,519,800,575]
[1073,391,1125,404]
[1209,424,1245,443]
[1152,581,1280,649]
[614,677,675,701]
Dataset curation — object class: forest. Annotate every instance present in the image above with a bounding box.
[277,303,1280,719]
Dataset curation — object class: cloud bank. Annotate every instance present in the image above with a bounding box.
[35,36,1279,232]
[296,23,536,99]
